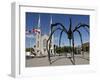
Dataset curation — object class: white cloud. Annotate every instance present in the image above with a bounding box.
[26,34,35,38]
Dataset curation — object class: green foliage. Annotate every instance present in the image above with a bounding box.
[55,46,72,54]
[54,46,82,54]
[26,48,34,52]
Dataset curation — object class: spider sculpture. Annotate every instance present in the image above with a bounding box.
[46,18,89,65]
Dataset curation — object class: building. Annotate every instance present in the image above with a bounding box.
[82,42,89,52]
[33,15,54,56]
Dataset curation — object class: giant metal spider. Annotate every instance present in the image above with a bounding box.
[46,18,89,65]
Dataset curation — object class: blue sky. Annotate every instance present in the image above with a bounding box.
[25,12,89,48]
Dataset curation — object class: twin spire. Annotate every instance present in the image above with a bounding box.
[37,14,52,28]
[50,15,52,25]
[38,14,40,28]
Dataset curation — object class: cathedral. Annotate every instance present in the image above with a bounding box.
[32,15,54,56]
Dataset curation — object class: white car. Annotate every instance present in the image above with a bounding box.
[26,52,35,57]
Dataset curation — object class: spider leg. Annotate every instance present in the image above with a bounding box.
[69,39,72,57]
[59,30,68,57]
[73,24,89,32]
[75,30,84,57]
[46,23,70,64]
[58,30,64,55]
[82,27,89,35]
[72,34,75,65]
[46,38,51,64]
[51,23,68,34]
[46,27,63,64]
[73,24,89,57]
[59,30,64,47]
[74,23,81,29]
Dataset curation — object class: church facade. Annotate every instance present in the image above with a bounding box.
[33,15,54,56]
